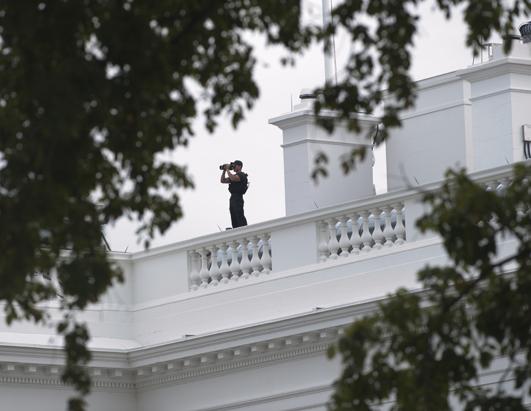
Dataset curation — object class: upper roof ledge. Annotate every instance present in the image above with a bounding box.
[268,91,380,129]
[404,41,531,93]
[457,56,531,81]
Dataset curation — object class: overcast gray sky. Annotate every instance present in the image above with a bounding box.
[105,0,478,253]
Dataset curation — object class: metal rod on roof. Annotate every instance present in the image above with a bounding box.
[322,0,336,85]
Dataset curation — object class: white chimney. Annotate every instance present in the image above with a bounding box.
[270,93,377,216]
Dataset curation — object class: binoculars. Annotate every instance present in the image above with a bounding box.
[219,163,235,170]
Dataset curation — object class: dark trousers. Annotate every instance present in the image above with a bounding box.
[230,194,247,228]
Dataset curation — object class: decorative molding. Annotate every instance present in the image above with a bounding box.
[399,99,471,121]
[414,71,461,91]
[281,138,373,149]
[469,87,531,102]
[0,325,345,392]
[0,363,135,391]
[194,384,332,411]
[2,333,519,395]
[134,328,341,390]
[268,109,379,130]
[383,71,462,101]
[458,58,531,82]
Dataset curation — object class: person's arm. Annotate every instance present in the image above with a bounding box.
[227,171,241,182]
[220,168,231,184]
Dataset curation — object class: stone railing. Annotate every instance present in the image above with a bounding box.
[188,233,272,291]
[126,163,520,298]
[483,174,513,192]
[317,203,406,261]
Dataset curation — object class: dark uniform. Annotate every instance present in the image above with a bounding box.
[228,171,248,228]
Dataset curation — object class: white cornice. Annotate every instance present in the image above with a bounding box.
[387,57,531,99]
[400,99,471,121]
[0,299,387,390]
[281,137,373,149]
[384,71,461,101]
[135,335,335,390]
[458,58,531,82]
[195,384,332,411]
[0,363,135,391]
[107,251,133,261]
[128,298,385,364]
[268,109,380,130]
[414,71,461,91]
[0,325,342,391]
[1,275,518,392]
[469,87,531,102]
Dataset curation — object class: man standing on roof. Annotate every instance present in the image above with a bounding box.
[220,160,248,228]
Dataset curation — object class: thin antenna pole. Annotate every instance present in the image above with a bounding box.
[322,0,335,85]
[331,0,338,85]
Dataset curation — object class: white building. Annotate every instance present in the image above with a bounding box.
[1,38,530,411]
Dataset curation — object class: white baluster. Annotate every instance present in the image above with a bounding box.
[327,218,340,259]
[338,216,350,257]
[360,211,372,252]
[498,177,510,194]
[484,180,496,192]
[198,248,210,288]
[371,208,384,250]
[393,203,406,245]
[208,245,221,286]
[260,233,272,274]
[382,206,395,247]
[218,243,231,284]
[229,241,241,282]
[189,251,201,290]
[240,238,252,280]
[250,236,262,277]
[349,213,362,255]
[318,221,330,261]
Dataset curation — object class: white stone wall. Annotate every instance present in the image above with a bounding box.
[386,41,531,191]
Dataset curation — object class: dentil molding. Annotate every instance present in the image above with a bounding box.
[0,325,345,392]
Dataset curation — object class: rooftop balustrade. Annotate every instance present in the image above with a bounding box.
[122,163,516,307]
